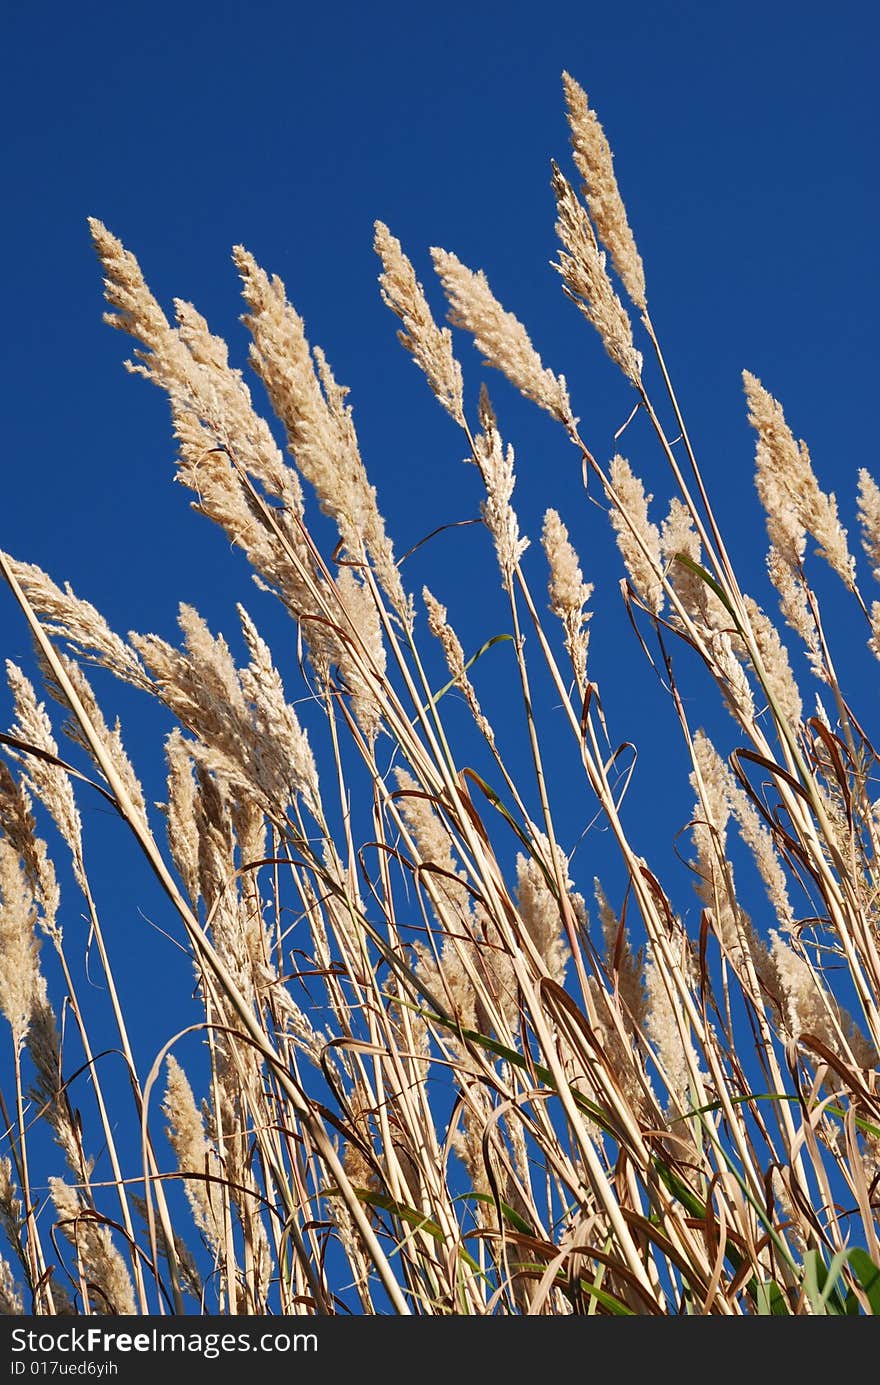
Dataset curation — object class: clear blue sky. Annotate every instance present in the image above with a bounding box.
[1,0,877,1292]
[3,0,875,847]
[3,1,875,617]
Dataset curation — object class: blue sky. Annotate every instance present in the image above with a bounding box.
[1,0,878,1307]
[2,0,876,661]
[3,0,875,876]
[3,0,875,626]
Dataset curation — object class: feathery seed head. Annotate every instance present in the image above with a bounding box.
[431,247,574,425]
[552,163,642,383]
[742,596,803,727]
[607,455,664,614]
[857,468,880,582]
[561,73,647,311]
[235,246,411,624]
[92,225,316,615]
[765,546,823,676]
[374,221,465,424]
[162,1055,222,1255]
[745,371,855,585]
[50,1177,136,1315]
[644,945,695,1108]
[515,837,571,986]
[472,391,528,578]
[541,508,593,687]
[0,1255,21,1316]
[594,878,646,1030]
[423,588,496,746]
[6,663,85,884]
[0,762,60,936]
[332,568,387,740]
[0,840,42,1045]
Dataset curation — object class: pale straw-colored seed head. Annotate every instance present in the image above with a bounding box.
[1,557,150,692]
[449,1089,494,1210]
[754,449,807,572]
[472,389,528,578]
[394,768,472,926]
[542,508,591,617]
[374,221,465,425]
[0,839,42,1046]
[92,224,319,621]
[91,221,300,519]
[594,878,646,1030]
[133,603,321,818]
[342,1125,378,1198]
[49,1178,136,1315]
[0,762,59,936]
[163,729,201,902]
[333,567,387,740]
[741,595,803,728]
[431,247,574,425]
[189,773,259,1006]
[707,626,756,725]
[795,440,854,585]
[660,498,723,630]
[0,1156,19,1215]
[771,1169,807,1254]
[6,663,85,888]
[515,837,571,986]
[688,730,746,956]
[0,764,37,878]
[267,983,328,1066]
[744,371,855,586]
[561,72,647,311]
[231,793,266,884]
[235,246,411,625]
[585,974,653,1130]
[769,932,846,1055]
[0,1254,21,1315]
[0,1158,21,1268]
[419,935,478,1034]
[423,587,496,746]
[162,1055,222,1255]
[552,164,642,384]
[314,346,411,624]
[868,601,880,665]
[857,468,880,582]
[766,546,823,678]
[46,653,149,836]
[541,508,593,688]
[723,756,795,931]
[607,455,664,615]
[28,990,89,1178]
[690,731,730,849]
[644,944,696,1108]
[237,604,321,817]
[89,217,173,352]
